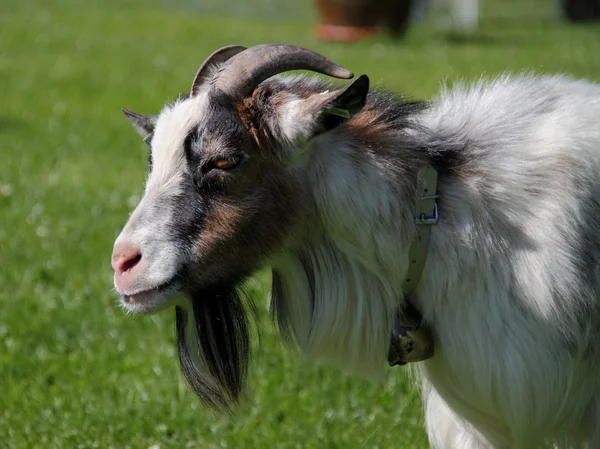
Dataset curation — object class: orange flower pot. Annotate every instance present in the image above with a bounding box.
[314,0,413,42]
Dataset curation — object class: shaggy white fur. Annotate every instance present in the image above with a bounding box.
[272,75,600,448]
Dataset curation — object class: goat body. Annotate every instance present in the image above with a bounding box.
[112,45,600,449]
[273,74,600,448]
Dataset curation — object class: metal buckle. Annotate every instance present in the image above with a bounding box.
[415,197,439,225]
[388,301,434,367]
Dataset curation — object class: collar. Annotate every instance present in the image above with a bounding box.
[388,164,439,367]
[401,164,439,294]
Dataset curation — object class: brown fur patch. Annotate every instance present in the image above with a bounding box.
[348,109,389,138]
[236,98,261,147]
[236,91,283,151]
[345,109,401,158]
[195,201,246,258]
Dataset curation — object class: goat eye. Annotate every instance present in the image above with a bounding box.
[199,155,244,179]
[214,156,241,170]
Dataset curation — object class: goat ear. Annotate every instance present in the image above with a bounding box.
[123,108,157,141]
[314,74,369,133]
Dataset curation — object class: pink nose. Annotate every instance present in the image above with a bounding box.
[112,241,142,276]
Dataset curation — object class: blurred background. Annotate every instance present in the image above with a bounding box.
[1,0,599,447]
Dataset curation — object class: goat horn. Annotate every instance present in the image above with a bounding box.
[191,45,247,97]
[209,44,354,100]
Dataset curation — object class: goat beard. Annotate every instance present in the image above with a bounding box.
[175,284,250,411]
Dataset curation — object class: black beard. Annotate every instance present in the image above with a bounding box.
[175,284,250,411]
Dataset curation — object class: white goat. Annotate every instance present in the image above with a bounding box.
[111,44,600,449]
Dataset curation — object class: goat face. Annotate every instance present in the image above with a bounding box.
[112,94,299,314]
[111,44,367,315]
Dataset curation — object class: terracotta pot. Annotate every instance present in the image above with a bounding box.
[314,0,413,42]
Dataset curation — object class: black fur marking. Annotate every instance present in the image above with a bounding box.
[298,252,316,319]
[367,89,427,125]
[270,270,291,342]
[321,112,346,132]
[170,181,208,248]
[426,141,469,176]
[147,149,153,172]
[175,285,250,411]
[208,89,236,109]
[183,127,200,164]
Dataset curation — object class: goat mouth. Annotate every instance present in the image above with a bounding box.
[120,277,183,314]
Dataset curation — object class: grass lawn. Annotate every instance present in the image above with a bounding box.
[0,0,599,447]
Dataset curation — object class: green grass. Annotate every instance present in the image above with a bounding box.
[0,0,599,447]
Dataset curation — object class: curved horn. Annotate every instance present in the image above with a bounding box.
[191,45,247,97]
[210,44,354,100]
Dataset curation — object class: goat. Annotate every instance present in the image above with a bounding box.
[111,44,600,448]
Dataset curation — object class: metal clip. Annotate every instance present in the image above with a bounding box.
[415,201,439,225]
[420,194,439,200]
[388,301,434,367]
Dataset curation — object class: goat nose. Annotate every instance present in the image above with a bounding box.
[112,242,142,275]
